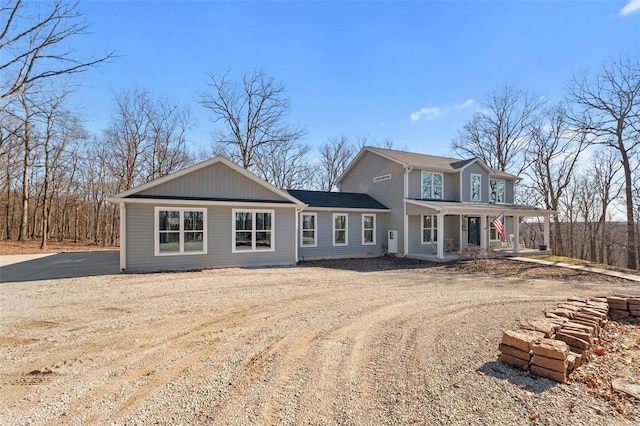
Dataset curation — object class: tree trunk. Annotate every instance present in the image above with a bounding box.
[619,144,638,269]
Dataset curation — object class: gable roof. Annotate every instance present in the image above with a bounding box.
[109,156,305,205]
[338,146,520,182]
[287,190,389,210]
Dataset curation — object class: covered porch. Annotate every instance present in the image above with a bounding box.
[403,199,555,261]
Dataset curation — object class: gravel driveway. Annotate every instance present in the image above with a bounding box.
[1,261,638,425]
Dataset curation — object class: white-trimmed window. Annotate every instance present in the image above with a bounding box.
[490,179,505,203]
[155,207,207,255]
[232,209,274,253]
[422,171,443,199]
[471,174,481,201]
[300,213,317,247]
[333,213,348,246]
[362,214,376,245]
[421,215,438,244]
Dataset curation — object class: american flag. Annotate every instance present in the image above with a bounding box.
[492,213,506,243]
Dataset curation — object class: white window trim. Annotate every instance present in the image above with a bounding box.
[471,173,481,202]
[232,209,276,253]
[362,213,376,245]
[300,212,317,248]
[154,207,207,256]
[490,179,506,203]
[421,171,444,200]
[332,213,348,246]
[420,214,438,244]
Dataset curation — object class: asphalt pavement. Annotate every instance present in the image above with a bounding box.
[0,251,120,283]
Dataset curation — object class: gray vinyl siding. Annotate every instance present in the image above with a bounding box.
[407,214,460,255]
[137,161,288,201]
[461,163,489,203]
[505,180,515,203]
[124,203,296,272]
[408,170,459,201]
[298,211,388,260]
[339,151,406,255]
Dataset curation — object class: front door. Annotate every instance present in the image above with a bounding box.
[468,217,481,246]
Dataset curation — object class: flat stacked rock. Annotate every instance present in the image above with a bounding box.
[498,295,611,383]
[608,295,640,320]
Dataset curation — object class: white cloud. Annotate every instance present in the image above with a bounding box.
[620,0,640,15]
[410,107,441,122]
[410,99,474,122]
[457,99,474,109]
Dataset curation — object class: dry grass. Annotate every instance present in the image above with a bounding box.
[0,240,117,256]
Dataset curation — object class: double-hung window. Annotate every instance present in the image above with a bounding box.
[155,207,206,255]
[333,213,348,246]
[490,179,505,203]
[301,213,317,247]
[233,210,274,252]
[471,174,481,201]
[362,214,376,245]
[489,217,499,241]
[421,215,438,244]
[422,172,443,199]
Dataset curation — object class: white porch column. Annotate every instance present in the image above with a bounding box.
[513,214,520,255]
[480,214,487,249]
[459,215,464,251]
[436,214,445,259]
[543,214,550,249]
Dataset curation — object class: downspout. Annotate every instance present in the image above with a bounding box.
[403,166,413,256]
[295,206,305,263]
[119,202,126,271]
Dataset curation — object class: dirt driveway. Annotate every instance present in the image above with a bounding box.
[1,260,638,425]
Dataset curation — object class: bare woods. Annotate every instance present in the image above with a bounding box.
[1,1,639,269]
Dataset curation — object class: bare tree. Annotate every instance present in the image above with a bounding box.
[253,139,316,189]
[199,68,304,169]
[452,84,545,174]
[0,0,114,104]
[317,135,357,191]
[525,104,588,254]
[567,56,640,269]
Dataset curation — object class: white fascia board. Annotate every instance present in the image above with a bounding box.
[336,147,407,184]
[301,207,391,213]
[110,197,300,209]
[404,199,555,216]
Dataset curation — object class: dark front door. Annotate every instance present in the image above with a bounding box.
[468,217,481,246]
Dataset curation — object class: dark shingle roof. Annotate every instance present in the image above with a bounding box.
[287,190,389,210]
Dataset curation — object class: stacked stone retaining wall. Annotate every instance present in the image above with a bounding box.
[498,295,639,383]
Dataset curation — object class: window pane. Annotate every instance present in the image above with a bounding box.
[422,173,432,198]
[256,231,271,249]
[159,211,180,231]
[423,229,432,242]
[433,215,438,226]
[472,176,480,201]
[236,212,252,231]
[183,211,204,231]
[364,215,374,229]
[302,215,315,230]
[235,231,252,249]
[159,232,180,252]
[423,215,432,228]
[302,230,315,245]
[256,212,271,231]
[335,215,345,230]
[335,230,346,244]
[184,232,204,252]
[364,229,374,243]
[433,229,438,242]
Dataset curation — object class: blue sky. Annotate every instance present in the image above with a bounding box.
[71,1,640,157]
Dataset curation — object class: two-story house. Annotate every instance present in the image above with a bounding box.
[338,147,553,261]
[107,147,553,272]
